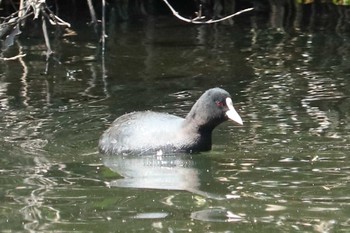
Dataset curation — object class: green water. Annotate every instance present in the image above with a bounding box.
[0,15,349,232]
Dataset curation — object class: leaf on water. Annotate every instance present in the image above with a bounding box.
[2,25,22,51]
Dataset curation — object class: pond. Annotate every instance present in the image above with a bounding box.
[0,13,349,232]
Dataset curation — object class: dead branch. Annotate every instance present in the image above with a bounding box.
[162,0,254,24]
[41,15,52,60]
[0,53,26,60]
[40,4,71,27]
[87,0,98,31]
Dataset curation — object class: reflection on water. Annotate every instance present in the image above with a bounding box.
[191,207,243,223]
[243,15,350,147]
[0,11,350,232]
[301,75,345,136]
[103,154,230,200]
[19,157,60,232]
[104,154,200,191]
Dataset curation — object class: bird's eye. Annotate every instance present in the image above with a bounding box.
[215,101,225,107]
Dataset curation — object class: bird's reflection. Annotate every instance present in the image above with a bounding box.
[103,154,224,199]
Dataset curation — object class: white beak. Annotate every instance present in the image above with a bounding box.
[225,97,243,125]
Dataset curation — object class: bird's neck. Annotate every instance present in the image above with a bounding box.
[184,113,216,136]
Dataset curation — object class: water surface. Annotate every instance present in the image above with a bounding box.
[0,14,349,232]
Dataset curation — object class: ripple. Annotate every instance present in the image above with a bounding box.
[131,212,168,219]
[191,207,243,223]
[265,204,287,212]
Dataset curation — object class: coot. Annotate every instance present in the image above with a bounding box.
[99,88,243,155]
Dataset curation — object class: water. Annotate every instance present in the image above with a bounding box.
[0,14,350,232]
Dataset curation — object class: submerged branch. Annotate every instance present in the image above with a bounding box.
[162,0,253,24]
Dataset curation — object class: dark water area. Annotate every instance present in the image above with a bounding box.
[0,12,350,232]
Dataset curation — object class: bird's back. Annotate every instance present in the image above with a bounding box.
[99,111,190,154]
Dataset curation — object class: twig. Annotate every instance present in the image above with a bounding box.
[162,0,253,24]
[41,6,71,27]
[48,14,71,27]
[0,53,26,60]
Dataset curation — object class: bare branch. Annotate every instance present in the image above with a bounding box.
[41,5,71,27]
[41,15,53,60]
[162,0,253,24]
[86,0,98,26]
[47,14,71,27]
[0,53,26,61]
